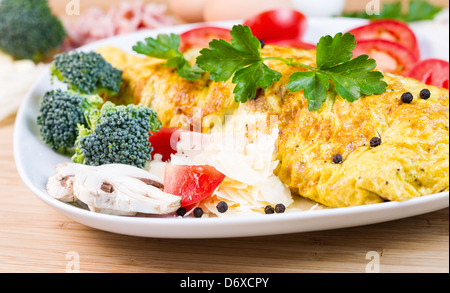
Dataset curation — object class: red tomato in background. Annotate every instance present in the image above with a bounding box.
[266,39,316,50]
[164,165,226,207]
[243,9,307,42]
[353,39,417,75]
[148,127,185,162]
[179,26,231,51]
[348,20,420,60]
[407,59,449,89]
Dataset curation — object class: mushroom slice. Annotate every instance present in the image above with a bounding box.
[47,163,181,216]
[46,164,78,202]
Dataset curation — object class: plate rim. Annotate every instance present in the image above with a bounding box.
[12,18,450,238]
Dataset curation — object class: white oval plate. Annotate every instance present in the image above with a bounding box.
[14,18,449,239]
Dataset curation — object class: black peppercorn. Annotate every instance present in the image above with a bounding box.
[264,205,275,214]
[193,207,203,218]
[216,201,228,213]
[401,92,414,103]
[332,154,343,164]
[275,204,286,214]
[176,207,187,217]
[420,89,431,100]
[260,40,266,49]
[370,137,382,148]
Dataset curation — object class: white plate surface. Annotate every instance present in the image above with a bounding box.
[14,18,449,239]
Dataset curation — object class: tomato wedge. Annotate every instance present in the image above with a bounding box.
[243,9,307,43]
[407,59,449,89]
[148,127,185,162]
[164,165,226,207]
[348,20,420,60]
[179,26,231,52]
[352,39,417,75]
[267,39,316,50]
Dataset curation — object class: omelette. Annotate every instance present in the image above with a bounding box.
[97,45,449,208]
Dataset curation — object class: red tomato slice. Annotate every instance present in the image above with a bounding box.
[148,127,185,162]
[353,39,417,75]
[348,20,420,60]
[407,59,449,89]
[267,39,316,50]
[179,26,231,52]
[164,165,225,207]
[243,9,307,43]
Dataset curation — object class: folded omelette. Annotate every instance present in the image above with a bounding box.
[97,45,449,208]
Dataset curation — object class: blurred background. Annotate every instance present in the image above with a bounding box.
[47,0,450,26]
[48,0,449,20]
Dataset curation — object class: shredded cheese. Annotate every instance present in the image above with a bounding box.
[146,127,323,217]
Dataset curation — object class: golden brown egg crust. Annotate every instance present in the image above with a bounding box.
[98,45,449,208]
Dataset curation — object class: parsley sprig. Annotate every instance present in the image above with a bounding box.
[286,33,387,110]
[132,33,204,81]
[196,25,282,102]
[133,25,387,111]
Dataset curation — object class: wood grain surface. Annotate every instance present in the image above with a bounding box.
[0,0,449,274]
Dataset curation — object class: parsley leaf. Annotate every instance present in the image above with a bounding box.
[132,33,203,81]
[407,0,443,22]
[196,25,282,102]
[316,32,356,69]
[287,71,330,111]
[326,55,386,98]
[232,62,283,102]
[287,33,387,111]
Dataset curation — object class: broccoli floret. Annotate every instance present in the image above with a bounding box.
[0,0,66,62]
[51,51,123,96]
[72,102,162,168]
[37,90,103,152]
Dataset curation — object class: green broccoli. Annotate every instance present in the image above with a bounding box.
[72,102,162,168]
[51,51,124,97]
[37,90,104,153]
[0,0,66,62]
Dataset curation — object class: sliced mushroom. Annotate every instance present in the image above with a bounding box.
[137,178,164,190]
[46,167,77,202]
[47,163,181,216]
